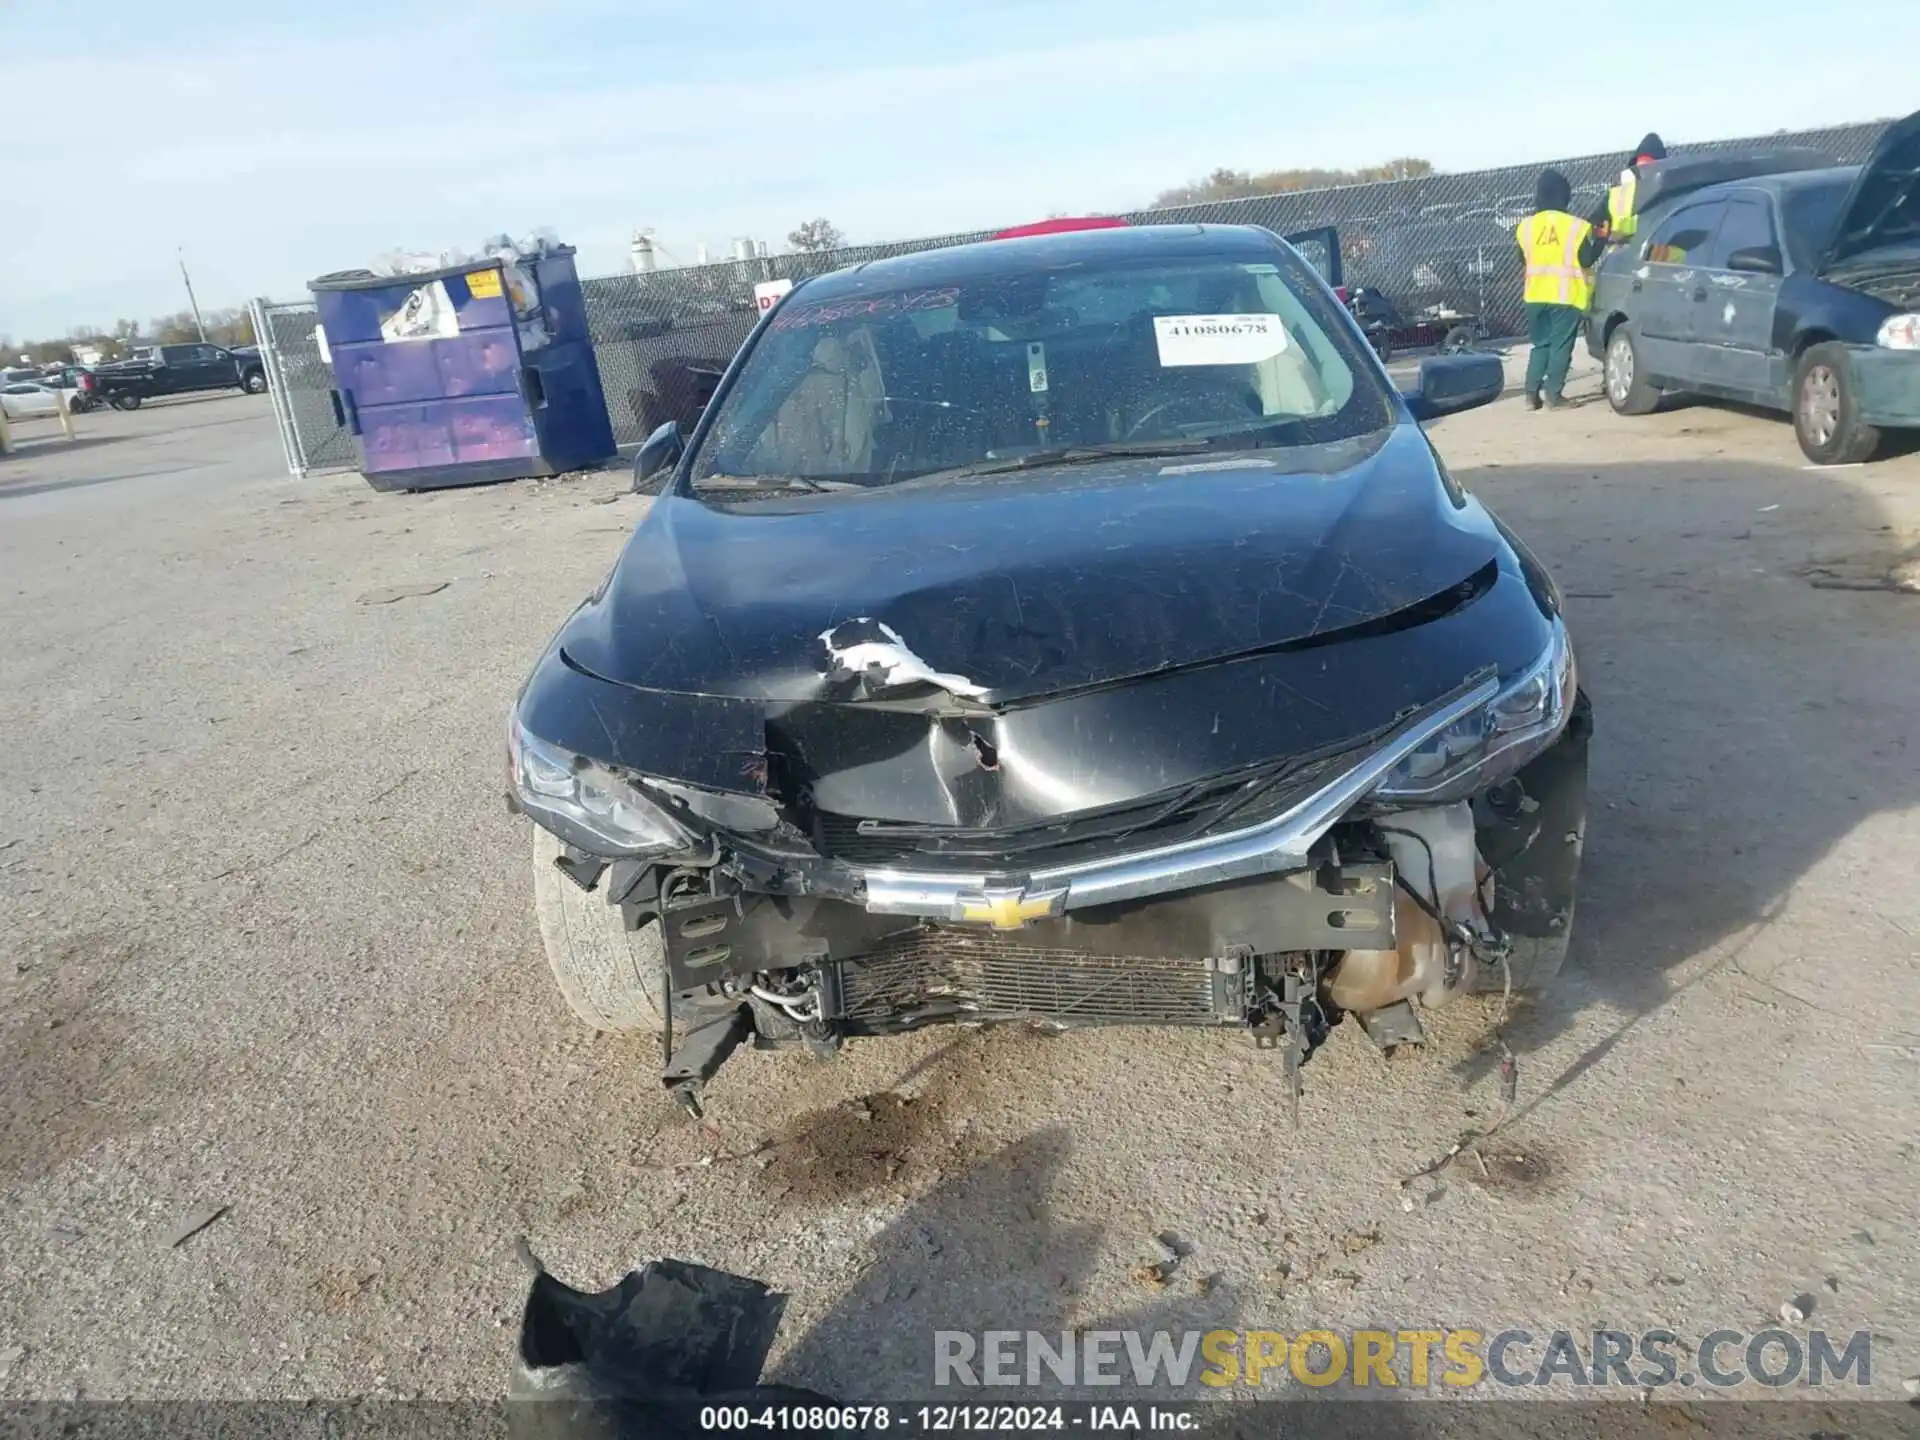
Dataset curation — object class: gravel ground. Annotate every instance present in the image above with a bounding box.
[2,371,1918,1403]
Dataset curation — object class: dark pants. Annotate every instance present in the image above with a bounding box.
[1525,302,1584,400]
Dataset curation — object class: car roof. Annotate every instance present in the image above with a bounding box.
[795,224,1287,300]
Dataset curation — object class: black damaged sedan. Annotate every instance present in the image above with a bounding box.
[508,223,1591,1112]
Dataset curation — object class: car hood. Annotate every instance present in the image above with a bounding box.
[558,423,1506,707]
[1819,108,1920,274]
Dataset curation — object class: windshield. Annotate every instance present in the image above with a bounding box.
[690,245,1389,490]
[1781,174,1855,270]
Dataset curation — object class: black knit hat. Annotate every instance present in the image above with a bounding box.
[1635,132,1668,162]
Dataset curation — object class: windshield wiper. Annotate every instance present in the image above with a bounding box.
[923,439,1213,481]
[694,473,859,493]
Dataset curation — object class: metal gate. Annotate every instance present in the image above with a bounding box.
[249,298,359,476]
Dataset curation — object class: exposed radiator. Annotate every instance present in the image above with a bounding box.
[833,929,1240,1027]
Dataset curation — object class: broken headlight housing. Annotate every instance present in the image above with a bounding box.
[1876,314,1920,351]
[508,715,694,858]
[1371,619,1575,807]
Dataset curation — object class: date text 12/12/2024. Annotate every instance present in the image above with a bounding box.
[698,1404,1198,1431]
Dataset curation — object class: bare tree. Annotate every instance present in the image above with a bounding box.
[150,311,204,344]
[787,218,844,253]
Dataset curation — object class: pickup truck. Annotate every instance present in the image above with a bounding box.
[93,343,269,410]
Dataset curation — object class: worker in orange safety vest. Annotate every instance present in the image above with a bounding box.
[1515,168,1605,410]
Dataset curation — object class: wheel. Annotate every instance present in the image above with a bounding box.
[109,393,142,411]
[531,825,668,1034]
[1794,342,1880,465]
[1441,325,1474,355]
[1370,331,1393,364]
[1603,322,1660,416]
[243,371,268,395]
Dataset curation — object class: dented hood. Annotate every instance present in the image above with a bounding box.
[559,424,1503,706]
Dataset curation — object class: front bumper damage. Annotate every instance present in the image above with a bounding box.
[518,545,1591,1110]
[564,685,1590,1115]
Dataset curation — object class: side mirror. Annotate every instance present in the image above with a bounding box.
[633,420,684,493]
[1725,245,1782,275]
[1400,352,1505,422]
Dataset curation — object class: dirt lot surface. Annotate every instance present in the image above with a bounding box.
[2,371,1918,1401]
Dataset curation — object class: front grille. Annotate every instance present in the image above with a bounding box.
[834,929,1235,1027]
[815,748,1359,872]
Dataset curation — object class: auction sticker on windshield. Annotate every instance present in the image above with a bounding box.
[1154,313,1289,366]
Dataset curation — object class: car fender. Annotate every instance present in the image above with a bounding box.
[1772,274,1895,401]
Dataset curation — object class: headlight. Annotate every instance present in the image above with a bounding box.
[1877,314,1920,350]
[1372,621,1576,806]
[507,715,694,858]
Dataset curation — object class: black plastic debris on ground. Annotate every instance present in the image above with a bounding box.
[510,1256,845,1440]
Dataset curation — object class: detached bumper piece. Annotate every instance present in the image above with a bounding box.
[511,1251,840,1440]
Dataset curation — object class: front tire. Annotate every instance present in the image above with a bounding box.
[243,371,268,395]
[1604,323,1660,416]
[531,826,669,1034]
[109,393,143,411]
[1794,342,1880,465]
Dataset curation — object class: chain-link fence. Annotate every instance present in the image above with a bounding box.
[254,298,360,472]
[260,118,1891,474]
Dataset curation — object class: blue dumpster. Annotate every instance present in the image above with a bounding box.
[310,245,615,491]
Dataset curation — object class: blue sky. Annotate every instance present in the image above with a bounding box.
[2,0,1914,340]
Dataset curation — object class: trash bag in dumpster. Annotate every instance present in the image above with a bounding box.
[509,1248,850,1440]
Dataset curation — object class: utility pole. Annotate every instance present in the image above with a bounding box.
[178,249,208,342]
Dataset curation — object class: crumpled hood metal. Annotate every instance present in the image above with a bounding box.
[558,424,1503,705]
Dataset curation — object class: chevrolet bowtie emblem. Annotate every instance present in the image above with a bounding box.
[953,886,1068,929]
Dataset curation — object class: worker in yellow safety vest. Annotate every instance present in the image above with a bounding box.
[1515,168,1604,410]
[1590,132,1668,245]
